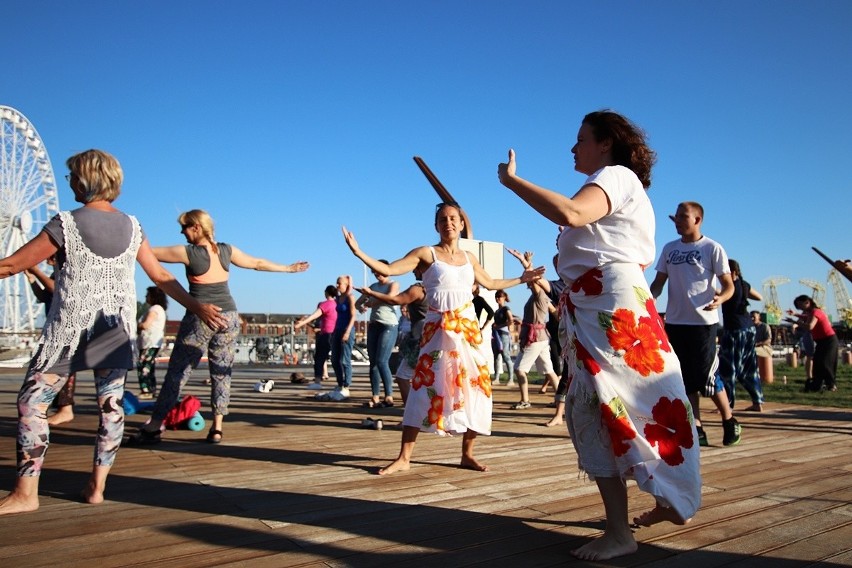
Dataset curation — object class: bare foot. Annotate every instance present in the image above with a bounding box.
[545,416,564,428]
[47,406,75,426]
[743,404,763,412]
[633,504,690,527]
[0,492,39,516]
[460,456,488,472]
[81,483,105,505]
[571,532,638,561]
[377,457,410,476]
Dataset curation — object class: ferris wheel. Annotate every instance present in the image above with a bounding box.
[0,105,61,333]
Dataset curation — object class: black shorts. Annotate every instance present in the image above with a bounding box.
[665,323,718,395]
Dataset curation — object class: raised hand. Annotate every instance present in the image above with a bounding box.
[497,149,517,186]
[342,226,360,256]
[290,261,310,273]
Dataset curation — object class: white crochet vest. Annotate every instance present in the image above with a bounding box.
[35,211,142,371]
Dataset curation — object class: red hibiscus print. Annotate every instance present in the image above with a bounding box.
[601,397,636,457]
[606,308,665,377]
[641,297,671,353]
[644,397,694,466]
[574,338,601,375]
[571,267,603,296]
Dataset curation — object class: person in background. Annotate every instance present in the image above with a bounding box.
[751,311,774,385]
[491,290,515,387]
[24,258,77,426]
[294,285,338,390]
[136,286,168,399]
[650,201,740,448]
[500,110,701,560]
[128,209,308,445]
[327,275,357,401]
[717,259,764,412]
[791,295,838,392]
[356,264,400,408]
[357,267,428,406]
[0,149,225,515]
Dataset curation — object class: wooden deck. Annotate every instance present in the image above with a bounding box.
[0,364,850,568]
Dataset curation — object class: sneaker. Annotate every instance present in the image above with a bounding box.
[722,417,742,446]
[307,382,323,390]
[696,426,709,447]
[329,387,350,401]
[511,401,531,410]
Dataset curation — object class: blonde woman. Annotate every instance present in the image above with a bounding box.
[0,150,225,515]
[129,209,309,444]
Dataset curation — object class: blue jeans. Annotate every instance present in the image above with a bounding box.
[367,322,398,397]
[331,329,355,388]
[494,330,514,383]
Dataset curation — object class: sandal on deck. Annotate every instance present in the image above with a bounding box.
[125,428,161,446]
[206,429,223,444]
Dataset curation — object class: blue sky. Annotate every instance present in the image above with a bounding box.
[3,1,851,322]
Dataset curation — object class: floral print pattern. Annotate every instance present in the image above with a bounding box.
[561,262,701,521]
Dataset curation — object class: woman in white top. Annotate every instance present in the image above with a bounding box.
[137,286,168,398]
[499,111,701,561]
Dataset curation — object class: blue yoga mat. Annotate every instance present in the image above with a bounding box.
[186,411,205,431]
[122,392,139,416]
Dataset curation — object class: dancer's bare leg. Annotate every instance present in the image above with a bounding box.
[633,502,690,527]
[82,465,111,504]
[47,405,75,426]
[545,401,565,427]
[0,476,40,516]
[571,476,637,561]
[460,430,488,472]
[516,370,530,404]
[394,378,410,406]
[378,425,418,475]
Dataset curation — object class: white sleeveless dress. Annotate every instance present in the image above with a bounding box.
[402,248,493,435]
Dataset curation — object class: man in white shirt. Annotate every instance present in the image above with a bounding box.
[650,201,741,447]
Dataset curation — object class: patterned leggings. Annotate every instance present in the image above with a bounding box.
[17,368,126,477]
[152,310,240,421]
[137,347,161,393]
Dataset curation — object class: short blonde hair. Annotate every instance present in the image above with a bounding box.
[66,149,123,203]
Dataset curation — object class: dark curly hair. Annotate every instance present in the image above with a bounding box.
[146,286,168,309]
[583,110,656,189]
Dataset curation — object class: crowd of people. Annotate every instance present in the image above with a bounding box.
[0,115,847,561]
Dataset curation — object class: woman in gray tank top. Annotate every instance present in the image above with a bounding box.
[128,209,309,445]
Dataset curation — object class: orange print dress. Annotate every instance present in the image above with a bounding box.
[403,247,493,435]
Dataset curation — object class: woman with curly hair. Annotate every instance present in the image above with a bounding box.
[498,110,701,561]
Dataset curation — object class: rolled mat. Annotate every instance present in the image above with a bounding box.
[122,392,139,416]
[186,411,206,431]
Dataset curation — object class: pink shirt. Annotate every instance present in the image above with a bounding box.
[318,299,337,334]
[810,308,835,340]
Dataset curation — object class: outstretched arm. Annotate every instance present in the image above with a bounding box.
[230,246,309,273]
[469,252,545,291]
[152,245,190,265]
[833,259,852,283]
[357,284,425,306]
[0,232,58,279]
[506,248,552,294]
[294,307,323,330]
[342,226,425,276]
[498,149,610,227]
[137,240,226,330]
